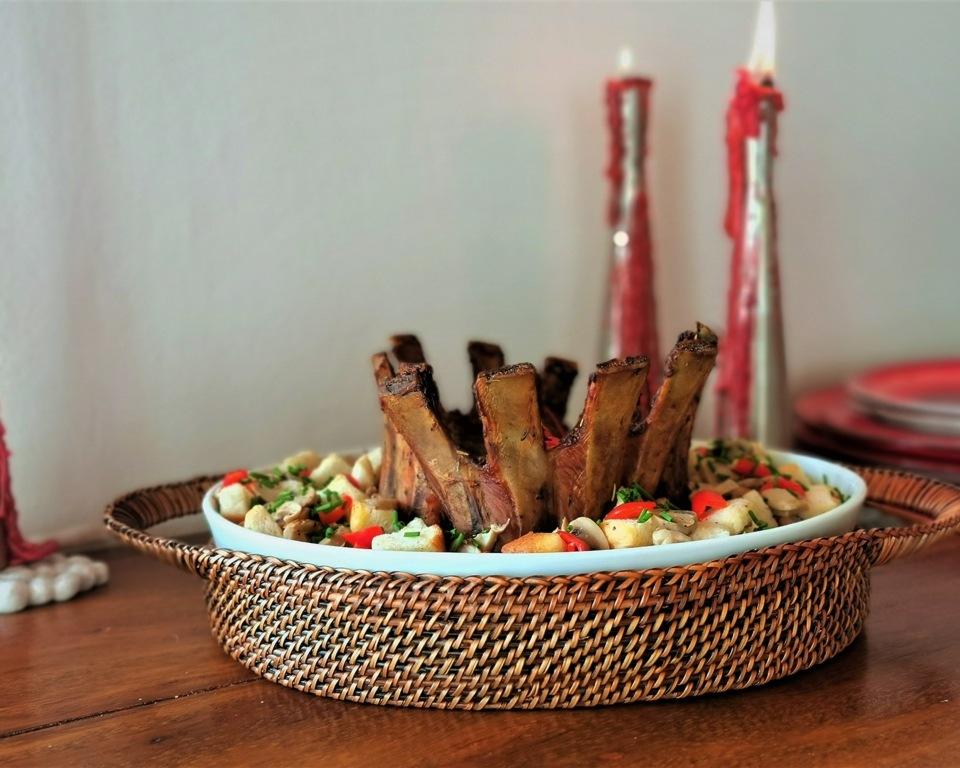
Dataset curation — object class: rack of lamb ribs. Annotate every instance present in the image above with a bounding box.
[373,324,717,546]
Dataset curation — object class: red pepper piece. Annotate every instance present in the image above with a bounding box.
[318,495,352,526]
[604,500,658,520]
[222,469,249,487]
[691,490,728,520]
[346,474,363,491]
[762,477,805,496]
[342,524,383,549]
[731,458,756,476]
[696,446,710,457]
[755,463,772,478]
[558,531,590,552]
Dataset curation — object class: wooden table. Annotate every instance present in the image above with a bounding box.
[0,539,957,768]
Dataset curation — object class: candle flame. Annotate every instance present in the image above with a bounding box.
[617,46,635,74]
[748,0,776,78]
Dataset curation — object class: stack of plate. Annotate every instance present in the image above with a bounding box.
[794,360,960,483]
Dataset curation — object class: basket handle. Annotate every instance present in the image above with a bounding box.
[103,474,222,578]
[858,466,960,567]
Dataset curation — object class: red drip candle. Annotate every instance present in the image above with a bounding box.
[715,66,790,444]
[0,413,58,567]
[603,68,660,412]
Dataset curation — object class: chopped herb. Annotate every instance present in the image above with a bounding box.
[323,525,338,540]
[248,471,280,489]
[286,464,306,477]
[748,510,769,531]
[659,511,674,523]
[404,530,421,538]
[706,459,717,473]
[267,490,295,513]
[449,530,465,551]
[315,490,343,513]
[616,482,657,506]
[637,510,653,524]
[249,495,264,507]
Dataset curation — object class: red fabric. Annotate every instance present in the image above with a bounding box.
[0,414,58,566]
[716,69,785,437]
[605,77,660,408]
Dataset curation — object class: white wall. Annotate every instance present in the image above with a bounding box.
[2,2,958,545]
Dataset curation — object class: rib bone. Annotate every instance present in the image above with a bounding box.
[540,356,579,436]
[379,365,513,536]
[474,364,550,537]
[628,324,718,494]
[550,357,649,522]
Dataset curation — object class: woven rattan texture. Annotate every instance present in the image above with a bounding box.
[105,468,960,709]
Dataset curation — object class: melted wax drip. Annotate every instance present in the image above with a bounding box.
[716,68,785,438]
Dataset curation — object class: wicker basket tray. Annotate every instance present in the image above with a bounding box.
[104,467,960,710]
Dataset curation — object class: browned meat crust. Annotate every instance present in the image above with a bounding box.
[467,341,506,379]
[627,324,718,493]
[474,364,551,537]
[550,357,648,522]
[389,334,426,367]
[540,356,579,436]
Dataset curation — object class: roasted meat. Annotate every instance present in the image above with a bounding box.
[551,357,649,522]
[390,334,426,367]
[371,351,440,522]
[627,324,718,494]
[378,364,514,537]
[474,364,551,536]
[467,341,506,380]
[539,356,579,437]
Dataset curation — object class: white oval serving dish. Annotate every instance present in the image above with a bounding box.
[202,448,866,578]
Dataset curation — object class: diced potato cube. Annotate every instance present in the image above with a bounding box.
[778,462,811,488]
[690,522,731,540]
[218,483,253,523]
[804,484,840,518]
[349,500,399,532]
[244,505,282,536]
[309,454,352,487]
[365,446,383,476]
[325,474,367,504]
[282,450,322,474]
[705,499,752,534]
[600,517,663,549]
[371,524,445,552]
[351,455,377,492]
[741,490,777,529]
[501,532,565,554]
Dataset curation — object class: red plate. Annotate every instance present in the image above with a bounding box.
[794,422,960,485]
[849,359,960,419]
[795,386,960,462]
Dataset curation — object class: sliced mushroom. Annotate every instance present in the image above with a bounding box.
[652,529,691,546]
[283,519,318,541]
[566,517,609,550]
[659,511,697,535]
[762,488,808,515]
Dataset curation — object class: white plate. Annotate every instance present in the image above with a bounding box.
[202,448,867,578]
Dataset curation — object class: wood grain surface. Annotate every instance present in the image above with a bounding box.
[0,537,957,767]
